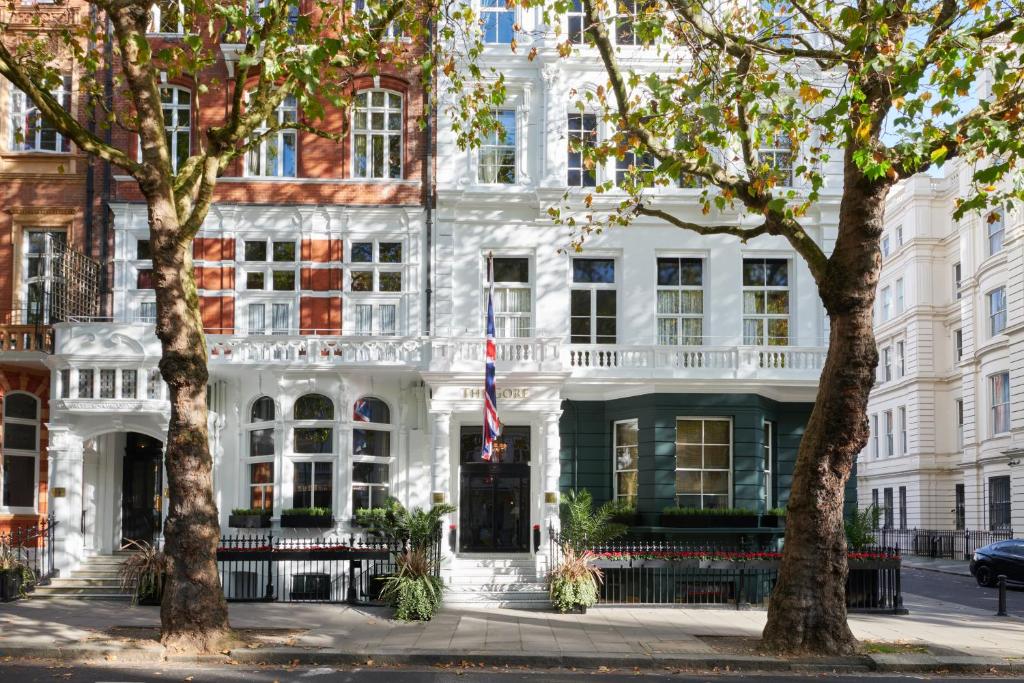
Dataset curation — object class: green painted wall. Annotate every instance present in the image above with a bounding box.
[559,394,847,525]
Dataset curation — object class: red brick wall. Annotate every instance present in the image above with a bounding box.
[0,366,50,532]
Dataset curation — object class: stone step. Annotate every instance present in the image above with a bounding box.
[30,592,132,601]
[445,591,551,608]
[448,576,543,587]
[31,585,130,597]
[446,582,548,592]
[48,578,122,588]
[68,570,124,579]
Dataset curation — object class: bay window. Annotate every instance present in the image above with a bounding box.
[674,417,731,509]
[613,419,638,505]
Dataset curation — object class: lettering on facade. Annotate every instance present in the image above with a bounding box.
[462,387,529,400]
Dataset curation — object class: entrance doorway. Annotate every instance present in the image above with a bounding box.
[458,425,530,553]
[121,432,163,546]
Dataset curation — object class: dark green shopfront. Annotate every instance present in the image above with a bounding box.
[558,392,857,536]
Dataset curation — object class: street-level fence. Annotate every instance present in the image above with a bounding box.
[216,531,440,604]
[0,515,58,598]
[873,527,1013,560]
[550,531,904,614]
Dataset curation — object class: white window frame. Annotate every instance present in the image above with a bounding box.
[674,417,732,510]
[882,345,891,382]
[244,95,298,178]
[989,287,1007,336]
[566,111,598,187]
[895,278,904,315]
[882,235,891,258]
[884,410,894,456]
[988,209,1005,256]
[881,286,892,322]
[346,239,404,294]
[350,396,394,515]
[990,371,1010,435]
[239,238,299,335]
[898,406,907,455]
[480,0,516,45]
[159,86,191,173]
[288,394,338,513]
[757,131,793,187]
[953,262,962,300]
[478,109,517,184]
[245,396,277,513]
[9,76,71,153]
[21,228,68,324]
[742,257,790,346]
[955,399,964,448]
[954,328,963,362]
[896,340,905,378]
[656,256,704,346]
[0,392,40,514]
[484,255,533,338]
[896,225,904,247]
[350,301,400,337]
[871,414,879,458]
[351,89,403,179]
[566,0,586,44]
[570,257,617,344]
[613,418,638,504]
[148,0,185,34]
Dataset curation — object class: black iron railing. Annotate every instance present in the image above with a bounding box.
[216,530,441,604]
[549,530,904,613]
[873,527,1013,560]
[0,515,58,587]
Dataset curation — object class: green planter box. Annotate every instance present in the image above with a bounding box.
[660,513,760,528]
[229,514,272,529]
[280,513,334,529]
[0,571,24,602]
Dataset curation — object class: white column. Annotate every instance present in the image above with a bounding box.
[47,428,84,574]
[542,411,562,531]
[431,411,452,502]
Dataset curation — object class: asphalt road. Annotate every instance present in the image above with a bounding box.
[900,566,1024,616]
[0,664,1015,683]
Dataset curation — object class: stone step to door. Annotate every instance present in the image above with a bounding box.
[31,585,130,597]
[446,582,548,593]
[445,592,551,608]
[67,570,124,579]
[447,575,543,586]
[48,578,122,588]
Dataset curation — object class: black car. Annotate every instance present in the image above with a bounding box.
[970,539,1024,587]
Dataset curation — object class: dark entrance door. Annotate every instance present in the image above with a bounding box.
[121,432,164,546]
[459,426,530,553]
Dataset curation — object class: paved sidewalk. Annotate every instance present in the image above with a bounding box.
[2,593,1024,671]
[902,556,973,577]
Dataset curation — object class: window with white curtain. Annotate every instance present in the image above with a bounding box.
[487,257,531,337]
[352,303,397,336]
[9,76,71,152]
[1,393,39,511]
[991,371,1010,434]
[478,110,516,184]
[245,96,297,177]
[657,257,703,345]
[352,90,402,179]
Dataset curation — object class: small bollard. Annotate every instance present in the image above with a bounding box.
[997,575,1009,617]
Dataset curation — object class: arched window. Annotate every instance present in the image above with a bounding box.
[351,397,392,513]
[352,90,403,179]
[290,394,335,513]
[2,393,39,510]
[246,396,275,511]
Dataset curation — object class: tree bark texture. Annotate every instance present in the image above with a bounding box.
[106,4,231,652]
[150,196,231,653]
[761,155,891,655]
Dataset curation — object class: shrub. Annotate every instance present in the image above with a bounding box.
[355,498,455,551]
[661,506,758,516]
[845,505,881,550]
[559,489,627,552]
[280,507,331,517]
[381,547,444,621]
[767,507,787,517]
[549,545,602,613]
[0,545,34,597]
[230,508,270,516]
[118,540,167,606]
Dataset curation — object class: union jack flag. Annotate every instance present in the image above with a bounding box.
[482,254,501,461]
[353,398,372,422]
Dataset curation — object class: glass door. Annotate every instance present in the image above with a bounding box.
[459,425,530,553]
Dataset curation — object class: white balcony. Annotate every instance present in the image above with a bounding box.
[207,335,423,368]
[566,344,827,381]
[428,337,564,374]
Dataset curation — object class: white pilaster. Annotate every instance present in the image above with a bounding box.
[431,411,452,502]
[47,428,84,574]
[542,410,562,531]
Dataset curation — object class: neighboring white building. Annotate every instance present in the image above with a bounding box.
[857,164,1024,533]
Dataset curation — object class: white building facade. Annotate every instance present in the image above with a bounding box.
[857,166,1024,534]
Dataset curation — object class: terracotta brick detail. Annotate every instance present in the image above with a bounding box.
[299,297,342,335]
[193,237,236,261]
[300,268,343,292]
[199,296,235,334]
[195,266,236,291]
[0,366,50,531]
[301,239,343,263]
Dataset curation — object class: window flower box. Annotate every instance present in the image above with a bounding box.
[280,508,334,528]
[229,510,272,529]
[659,512,760,528]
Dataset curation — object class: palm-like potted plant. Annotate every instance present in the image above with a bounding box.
[380,546,445,621]
[549,545,603,613]
[118,540,167,606]
[228,507,273,528]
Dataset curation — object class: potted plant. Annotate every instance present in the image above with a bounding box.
[228,508,272,529]
[558,490,627,552]
[280,507,334,528]
[659,506,760,528]
[845,505,882,608]
[118,540,167,606]
[380,547,444,620]
[0,546,33,602]
[549,545,603,613]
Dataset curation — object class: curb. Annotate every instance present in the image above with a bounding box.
[902,562,972,578]
[0,644,1019,673]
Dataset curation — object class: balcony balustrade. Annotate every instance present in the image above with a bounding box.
[207,335,423,367]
